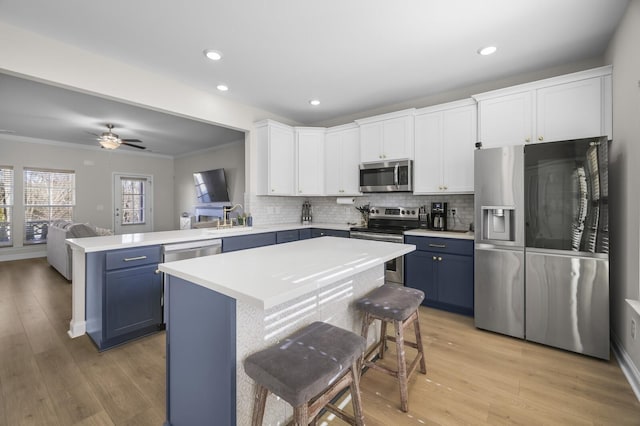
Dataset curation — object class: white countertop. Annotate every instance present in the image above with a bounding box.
[403,229,475,240]
[158,237,415,309]
[66,222,352,253]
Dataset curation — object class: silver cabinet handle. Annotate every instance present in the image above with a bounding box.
[432,256,437,261]
[438,256,443,261]
[428,243,446,248]
[123,255,147,262]
[154,269,161,274]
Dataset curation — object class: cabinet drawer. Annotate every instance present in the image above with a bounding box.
[222,232,276,253]
[311,228,350,238]
[106,246,161,271]
[299,229,312,240]
[276,230,299,244]
[404,235,473,256]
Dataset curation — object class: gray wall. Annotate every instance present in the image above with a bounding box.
[605,0,640,384]
[0,135,175,259]
[173,140,245,225]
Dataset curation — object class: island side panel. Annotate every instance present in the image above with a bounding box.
[166,276,236,426]
[236,265,385,426]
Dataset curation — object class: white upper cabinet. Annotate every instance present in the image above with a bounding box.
[356,109,415,163]
[474,66,612,148]
[255,120,295,196]
[325,124,361,196]
[414,100,476,194]
[295,128,325,196]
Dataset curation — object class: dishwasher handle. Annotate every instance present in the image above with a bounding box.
[162,239,222,253]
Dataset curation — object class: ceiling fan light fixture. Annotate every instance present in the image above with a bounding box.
[204,49,223,61]
[309,99,320,106]
[217,84,229,92]
[99,138,120,149]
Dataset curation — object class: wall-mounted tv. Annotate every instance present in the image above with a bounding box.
[193,168,231,203]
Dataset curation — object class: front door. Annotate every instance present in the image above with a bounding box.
[113,174,153,234]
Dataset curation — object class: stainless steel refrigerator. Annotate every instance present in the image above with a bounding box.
[474,136,610,359]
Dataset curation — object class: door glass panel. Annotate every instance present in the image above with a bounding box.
[524,136,608,253]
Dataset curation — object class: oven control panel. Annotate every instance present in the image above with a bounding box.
[369,206,419,220]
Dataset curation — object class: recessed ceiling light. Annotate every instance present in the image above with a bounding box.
[478,46,497,56]
[217,84,229,92]
[203,49,223,61]
[309,99,320,106]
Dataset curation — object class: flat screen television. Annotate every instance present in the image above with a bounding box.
[193,168,230,203]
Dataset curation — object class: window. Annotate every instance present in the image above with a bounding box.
[0,166,14,247]
[120,177,146,225]
[23,168,75,244]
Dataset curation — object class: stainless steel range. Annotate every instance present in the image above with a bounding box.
[350,206,419,285]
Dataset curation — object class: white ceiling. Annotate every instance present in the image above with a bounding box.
[0,0,630,156]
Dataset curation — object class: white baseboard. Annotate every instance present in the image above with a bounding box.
[0,249,46,262]
[612,334,640,402]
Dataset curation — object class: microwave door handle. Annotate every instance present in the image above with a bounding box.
[394,164,399,188]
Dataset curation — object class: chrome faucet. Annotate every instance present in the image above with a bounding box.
[221,204,243,227]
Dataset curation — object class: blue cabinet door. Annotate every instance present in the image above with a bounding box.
[105,263,162,340]
[405,250,438,302]
[437,253,474,313]
[222,232,276,252]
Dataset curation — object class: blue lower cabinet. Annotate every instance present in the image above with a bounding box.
[404,236,474,316]
[299,229,312,240]
[222,232,276,252]
[105,264,162,339]
[311,228,350,238]
[276,230,299,244]
[86,245,164,350]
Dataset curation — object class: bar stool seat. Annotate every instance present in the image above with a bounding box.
[356,284,427,412]
[244,321,366,425]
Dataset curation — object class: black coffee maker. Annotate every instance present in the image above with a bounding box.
[431,202,447,231]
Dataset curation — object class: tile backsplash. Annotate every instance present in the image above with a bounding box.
[245,192,474,231]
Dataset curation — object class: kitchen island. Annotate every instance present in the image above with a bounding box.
[65,223,350,339]
[158,236,415,426]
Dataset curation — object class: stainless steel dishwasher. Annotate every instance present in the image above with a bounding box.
[161,239,223,322]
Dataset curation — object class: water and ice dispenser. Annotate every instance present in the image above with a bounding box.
[481,206,515,241]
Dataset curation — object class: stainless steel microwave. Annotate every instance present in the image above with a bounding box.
[359,160,413,192]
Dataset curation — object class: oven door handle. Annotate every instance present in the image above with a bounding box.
[350,231,404,243]
[394,163,399,188]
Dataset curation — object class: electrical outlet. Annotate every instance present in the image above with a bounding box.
[450,208,457,216]
[632,319,637,340]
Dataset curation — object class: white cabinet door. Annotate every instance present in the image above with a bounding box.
[536,77,603,143]
[359,114,414,162]
[414,102,476,194]
[442,105,476,193]
[296,129,325,196]
[324,132,341,196]
[478,91,532,148]
[414,112,443,193]
[359,122,383,163]
[382,116,413,161]
[339,127,361,195]
[325,127,361,195]
[268,124,295,195]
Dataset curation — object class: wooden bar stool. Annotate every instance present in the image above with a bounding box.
[244,321,366,425]
[356,284,427,412]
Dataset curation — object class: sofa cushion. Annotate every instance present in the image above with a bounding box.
[67,223,98,238]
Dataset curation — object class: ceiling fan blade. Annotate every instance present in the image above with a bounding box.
[121,138,143,143]
[86,131,100,137]
[121,142,147,150]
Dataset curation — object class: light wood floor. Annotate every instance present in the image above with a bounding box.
[1,258,639,425]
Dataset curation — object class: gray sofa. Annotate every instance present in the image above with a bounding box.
[47,221,112,280]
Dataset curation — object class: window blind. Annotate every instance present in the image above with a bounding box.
[23,168,75,244]
[0,166,13,247]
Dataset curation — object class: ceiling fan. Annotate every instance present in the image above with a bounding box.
[92,124,146,150]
